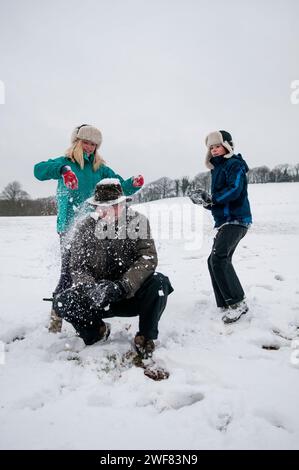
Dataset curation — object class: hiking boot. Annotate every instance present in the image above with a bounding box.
[134,334,155,359]
[222,300,249,324]
[48,308,62,333]
[98,322,111,343]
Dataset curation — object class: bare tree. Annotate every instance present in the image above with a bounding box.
[174,179,181,197]
[181,176,190,196]
[248,166,270,184]
[1,181,30,201]
[192,172,211,191]
[155,177,176,199]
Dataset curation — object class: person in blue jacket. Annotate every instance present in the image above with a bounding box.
[34,124,144,332]
[190,130,252,324]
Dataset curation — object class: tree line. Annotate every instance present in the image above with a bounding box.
[0,163,298,216]
[0,181,56,216]
[131,163,299,203]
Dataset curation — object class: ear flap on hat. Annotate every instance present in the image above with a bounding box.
[221,141,234,158]
[219,130,234,158]
[204,130,234,169]
[71,124,90,144]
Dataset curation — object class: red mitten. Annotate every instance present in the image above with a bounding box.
[132,175,144,187]
[62,167,78,190]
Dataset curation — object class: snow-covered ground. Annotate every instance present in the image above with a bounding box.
[0,183,299,450]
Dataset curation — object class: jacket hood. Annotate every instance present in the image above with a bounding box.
[233,153,249,173]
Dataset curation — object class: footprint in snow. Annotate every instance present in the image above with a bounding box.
[254,409,291,433]
[14,393,49,411]
[140,390,205,412]
[274,274,284,281]
[262,344,280,351]
[45,336,85,356]
[0,328,27,344]
[255,284,273,291]
[216,412,233,432]
[87,394,114,407]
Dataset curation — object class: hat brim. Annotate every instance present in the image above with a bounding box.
[86,195,130,206]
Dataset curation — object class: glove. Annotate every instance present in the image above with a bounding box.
[189,188,213,208]
[61,166,78,190]
[88,280,128,309]
[132,175,144,187]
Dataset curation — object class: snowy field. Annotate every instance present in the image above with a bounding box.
[0,182,299,450]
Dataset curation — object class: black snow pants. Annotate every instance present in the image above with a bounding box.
[54,273,174,345]
[207,224,248,308]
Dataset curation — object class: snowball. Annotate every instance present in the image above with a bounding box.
[98,178,121,186]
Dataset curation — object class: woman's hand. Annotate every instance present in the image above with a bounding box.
[61,166,78,190]
[132,175,144,187]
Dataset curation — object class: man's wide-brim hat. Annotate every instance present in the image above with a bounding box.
[86,178,130,206]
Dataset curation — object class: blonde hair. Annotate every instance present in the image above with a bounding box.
[65,140,105,171]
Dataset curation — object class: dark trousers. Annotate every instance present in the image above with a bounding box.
[54,273,174,345]
[207,224,248,308]
[53,233,73,296]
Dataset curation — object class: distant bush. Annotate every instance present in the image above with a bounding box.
[0,197,56,216]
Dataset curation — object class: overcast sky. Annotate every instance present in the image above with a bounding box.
[0,0,298,198]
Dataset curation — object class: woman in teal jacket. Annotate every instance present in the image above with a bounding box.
[34,124,144,332]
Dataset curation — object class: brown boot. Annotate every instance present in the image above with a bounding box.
[134,334,155,359]
[48,308,62,333]
[98,322,111,343]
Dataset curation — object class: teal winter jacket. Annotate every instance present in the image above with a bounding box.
[34,154,139,233]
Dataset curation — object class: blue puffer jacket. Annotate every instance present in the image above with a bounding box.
[209,154,252,228]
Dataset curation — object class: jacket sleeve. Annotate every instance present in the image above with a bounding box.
[69,222,97,288]
[34,156,67,181]
[212,161,246,205]
[121,218,158,297]
[101,166,139,196]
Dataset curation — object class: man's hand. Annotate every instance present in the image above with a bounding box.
[189,188,213,208]
[88,280,128,309]
[132,175,144,187]
[61,166,78,190]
